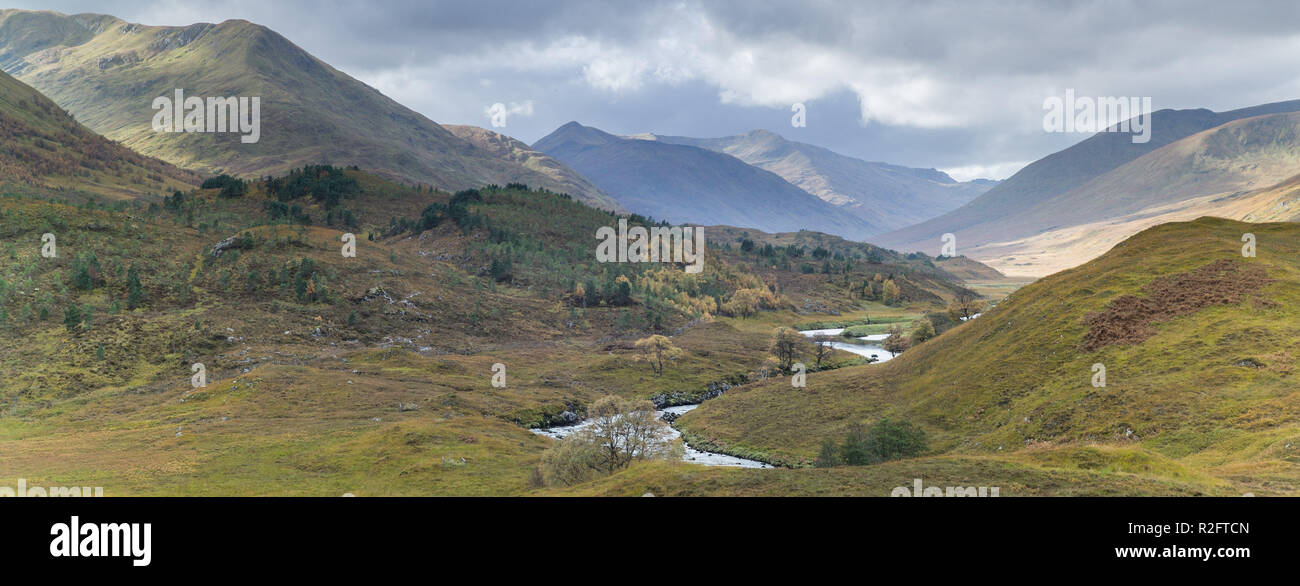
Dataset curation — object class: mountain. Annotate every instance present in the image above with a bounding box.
[876,100,1300,275]
[0,9,611,208]
[533,122,880,239]
[0,67,196,198]
[443,125,624,212]
[643,129,995,233]
[679,217,1300,494]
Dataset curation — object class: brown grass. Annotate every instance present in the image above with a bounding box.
[1083,259,1272,350]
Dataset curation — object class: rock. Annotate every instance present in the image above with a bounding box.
[211,236,239,257]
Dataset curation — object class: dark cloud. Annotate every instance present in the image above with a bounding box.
[10,0,1300,179]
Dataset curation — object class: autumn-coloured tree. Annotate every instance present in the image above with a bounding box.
[573,282,587,308]
[634,334,683,377]
[909,318,936,345]
[769,327,808,371]
[881,324,911,356]
[811,334,836,367]
[947,291,986,321]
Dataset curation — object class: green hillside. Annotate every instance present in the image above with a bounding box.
[0,163,980,495]
[678,217,1300,494]
[0,68,197,198]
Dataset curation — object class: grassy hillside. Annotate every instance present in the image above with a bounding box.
[0,9,612,209]
[0,164,983,495]
[678,217,1300,494]
[0,68,197,198]
[443,125,625,213]
[884,109,1300,277]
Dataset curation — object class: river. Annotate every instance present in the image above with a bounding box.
[530,404,772,468]
[798,327,896,363]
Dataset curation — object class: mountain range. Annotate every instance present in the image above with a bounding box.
[0,9,617,210]
[534,121,882,238]
[876,101,1300,276]
[643,129,994,233]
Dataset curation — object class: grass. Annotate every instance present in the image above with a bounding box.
[675,218,1300,494]
[0,169,982,495]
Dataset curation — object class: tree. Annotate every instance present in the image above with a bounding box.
[611,275,633,306]
[126,265,144,309]
[909,318,936,345]
[882,279,902,305]
[835,418,928,466]
[537,396,680,485]
[814,437,840,468]
[634,334,683,377]
[755,356,781,381]
[948,292,987,321]
[881,324,911,356]
[573,282,587,308]
[811,334,836,367]
[769,327,808,371]
[722,288,763,318]
[63,304,81,332]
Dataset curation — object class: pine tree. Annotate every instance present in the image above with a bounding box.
[126,265,144,309]
[63,304,81,332]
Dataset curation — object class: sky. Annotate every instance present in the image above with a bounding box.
[10,0,1300,180]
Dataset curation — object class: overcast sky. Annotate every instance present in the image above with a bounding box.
[11,0,1300,180]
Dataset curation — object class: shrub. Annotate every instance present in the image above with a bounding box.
[836,418,927,466]
[536,395,681,485]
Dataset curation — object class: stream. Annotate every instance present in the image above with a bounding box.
[798,328,896,363]
[530,404,772,468]
[527,325,901,468]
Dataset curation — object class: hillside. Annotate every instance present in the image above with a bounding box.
[0,163,982,495]
[0,68,197,198]
[646,129,994,233]
[677,217,1300,495]
[534,122,880,240]
[0,9,610,207]
[443,124,624,212]
[877,101,1300,265]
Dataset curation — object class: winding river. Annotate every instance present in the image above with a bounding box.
[798,328,896,363]
[530,404,772,468]
[528,324,901,468]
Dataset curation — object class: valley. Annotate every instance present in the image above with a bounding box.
[0,6,1296,501]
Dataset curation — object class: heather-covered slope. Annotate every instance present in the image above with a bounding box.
[679,218,1300,494]
[0,68,197,198]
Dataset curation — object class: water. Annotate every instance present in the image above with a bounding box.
[799,328,895,363]
[530,404,772,468]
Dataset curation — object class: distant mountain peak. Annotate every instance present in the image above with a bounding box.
[534,121,881,239]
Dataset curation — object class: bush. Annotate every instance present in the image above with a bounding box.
[536,395,681,486]
[202,174,247,198]
[909,318,936,344]
[832,418,927,466]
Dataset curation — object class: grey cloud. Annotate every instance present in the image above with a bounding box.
[9,0,1300,178]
